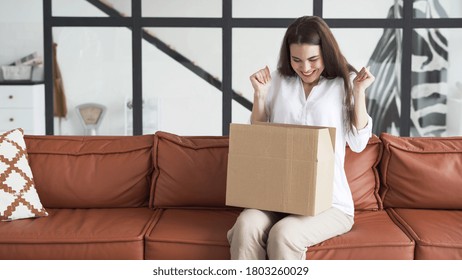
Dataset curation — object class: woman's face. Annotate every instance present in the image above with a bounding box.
[289,43,325,85]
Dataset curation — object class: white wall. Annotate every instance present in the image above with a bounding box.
[1,0,462,136]
[0,0,43,66]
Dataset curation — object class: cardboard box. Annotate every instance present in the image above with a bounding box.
[226,122,335,216]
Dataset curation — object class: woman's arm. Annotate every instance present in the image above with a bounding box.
[250,66,272,124]
[352,66,375,129]
[346,66,375,152]
[251,92,268,124]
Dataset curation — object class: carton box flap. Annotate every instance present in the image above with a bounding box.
[253,122,336,151]
[230,123,335,162]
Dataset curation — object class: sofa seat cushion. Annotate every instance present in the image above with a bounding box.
[0,208,156,260]
[308,211,414,259]
[388,208,462,260]
[145,209,240,260]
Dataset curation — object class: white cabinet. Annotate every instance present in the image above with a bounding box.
[0,83,45,135]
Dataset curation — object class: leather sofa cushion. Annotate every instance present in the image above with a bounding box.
[308,211,414,259]
[388,208,462,259]
[0,208,156,259]
[380,133,462,209]
[151,131,382,210]
[345,134,382,210]
[144,209,240,260]
[151,132,229,207]
[144,209,413,260]
[24,135,153,208]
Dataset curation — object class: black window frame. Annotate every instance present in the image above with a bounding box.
[42,0,462,136]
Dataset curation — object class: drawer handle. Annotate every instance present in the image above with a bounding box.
[8,95,13,99]
[9,118,14,122]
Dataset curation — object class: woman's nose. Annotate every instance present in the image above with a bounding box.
[302,62,311,72]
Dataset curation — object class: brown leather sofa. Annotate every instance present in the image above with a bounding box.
[0,131,460,259]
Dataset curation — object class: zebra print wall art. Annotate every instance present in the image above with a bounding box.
[366,0,448,136]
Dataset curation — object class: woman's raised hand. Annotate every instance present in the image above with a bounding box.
[353,66,375,93]
[250,66,272,100]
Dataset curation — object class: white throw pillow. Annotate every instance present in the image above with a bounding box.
[0,128,48,221]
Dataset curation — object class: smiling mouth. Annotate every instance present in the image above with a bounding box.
[301,70,315,77]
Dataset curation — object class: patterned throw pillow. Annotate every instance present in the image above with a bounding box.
[0,128,48,221]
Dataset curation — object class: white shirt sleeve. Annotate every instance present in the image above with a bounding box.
[345,114,373,153]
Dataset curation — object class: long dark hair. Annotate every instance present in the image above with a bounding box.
[277,16,358,133]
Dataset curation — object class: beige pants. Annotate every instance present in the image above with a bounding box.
[227,207,354,260]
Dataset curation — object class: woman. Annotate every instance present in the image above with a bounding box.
[227,16,375,260]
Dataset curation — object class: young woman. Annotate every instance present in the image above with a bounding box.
[227,16,375,260]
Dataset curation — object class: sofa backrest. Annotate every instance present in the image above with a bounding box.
[151,131,383,211]
[24,135,154,208]
[150,131,229,208]
[380,133,462,209]
[345,134,383,211]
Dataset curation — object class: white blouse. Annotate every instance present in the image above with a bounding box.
[265,71,373,216]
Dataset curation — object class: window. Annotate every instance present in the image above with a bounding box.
[38,0,462,136]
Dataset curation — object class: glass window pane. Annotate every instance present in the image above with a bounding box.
[144,28,222,81]
[52,27,132,135]
[105,0,131,17]
[332,29,386,70]
[333,28,402,136]
[414,0,462,18]
[143,28,222,136]
[0,0,43,67]
[324,0,401,18]
[232,28,286,124]
[52,0,129,17]
[233,0,312,18]
[142,0,221,18]
[232,100,251,125]
[411,28,462,137]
